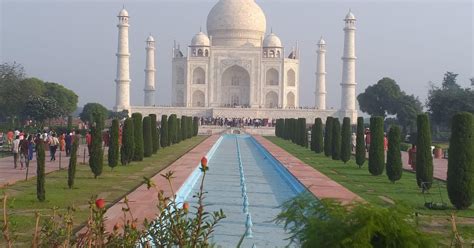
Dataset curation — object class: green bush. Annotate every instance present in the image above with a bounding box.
[341,117,351,164]
[176,118,182,143]
[120,118,134,165]
[310,123,316,151]
[193,117,199,136]
[149,114,159,153]
[356,117,366,168]
[447,112,474,209]
[386,125,402,183]
[416,114,433,190]
[187,116,193,139]
[324,117,333,157]
[400,142,411,152]
[168,114,177,145]
[108,119,120,169]
[161,115,169,147]
[297,118,307,147]
[132,113,144,161]
[143,116,153,158]
[89,112,104,178]
[275,194,435,248]
[181,116,187,141]
[68,136,79,189]
[37,141,46,201]
[332,118,341,160]
[314,118,324,154]
[369,117,384,176]
[284,118,290,140]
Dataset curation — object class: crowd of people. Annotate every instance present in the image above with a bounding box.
[199,117,275,128]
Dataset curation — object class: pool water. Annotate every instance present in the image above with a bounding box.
[182,134,306,247]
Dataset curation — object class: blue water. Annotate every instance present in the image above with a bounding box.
[183,134,305,247]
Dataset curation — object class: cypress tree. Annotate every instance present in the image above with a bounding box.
[149,114,159,153]
[324,117,333,157]
[143,116,153,157]
[341,117,352,163]
[447,112,474,209]
[297,118,307,147]
[168,114,178,144]
[386,125,402,183]
[36,141,46,201]
[416,114,433,190]
[121,118,134,165]
[161,115,169,147]
[284,118,290,140]
[181,116,187,141]
[369,116,385,176]
[187,117,193,139]
[310,123,316,151]
[177,118,182,143]
[314,118,324,153]
[291,118,297,144]
[68,136,79,189]
[89,112,104,178]
[132,113,144,161]
[275,119,280,137]
[193,116,199,136]
[67,115,73,133]
[356,117,366,168]
[108,119,120,169]
[332,118,341,160]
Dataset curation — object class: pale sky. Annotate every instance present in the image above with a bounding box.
[1,0,473,110]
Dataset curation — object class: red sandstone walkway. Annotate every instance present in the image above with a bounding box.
[401,151,447,181]
[102,135,220,231]
[0,145,91,188]
[254,135,363,204]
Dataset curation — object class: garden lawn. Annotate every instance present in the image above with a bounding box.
[1,136,207,245]
[265,136,474,244]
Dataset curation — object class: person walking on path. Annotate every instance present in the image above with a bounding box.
[19,135,29,170]
[86,131,92,155]
[49,133,59,161]
[12,135,20,168]
[59,133,65,152]
[65,133,72,156]
[351,133,357,152]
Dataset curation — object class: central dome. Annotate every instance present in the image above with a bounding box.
[207,0,267,47]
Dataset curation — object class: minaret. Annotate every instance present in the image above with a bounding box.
[315,37,327,110]
[114,8,131,112]
[340,10,357,114]
[144,35,156,106]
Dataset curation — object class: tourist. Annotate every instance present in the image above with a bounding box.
[383,133,388,151]
[351,133,357,152]
[7,130,14,146]
[12,135,20,168]
[59,133,65,152]
[65,133,72,156]
[365,129,371,152]
[19,135,30,170]
[86,131,92,155]
[49,133,59,161]
[408,144,417,171]
[27,135,34,162]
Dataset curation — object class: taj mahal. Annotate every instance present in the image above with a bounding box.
[114,0,358,123]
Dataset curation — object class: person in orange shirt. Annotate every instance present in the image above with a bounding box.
[85,131,92,156]
[7,130,14,145]
[59,133,66,151]
[383,133,388,151]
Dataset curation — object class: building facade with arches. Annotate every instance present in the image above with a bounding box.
[171,0,299,109]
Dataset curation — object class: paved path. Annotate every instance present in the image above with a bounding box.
[102,135,220,232]
[0,145,91,188]
[401,151,447,181]
[255,135,363,204]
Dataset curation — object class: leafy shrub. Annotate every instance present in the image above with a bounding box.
[386,125,403,183]
[89,112,104,178]
[324,117,333,157]
[369,117,384,176]
[132,113,144,161]
[161,115,169,147]
[356,117,366,168]
[332,118,341,160]
[143,116,153,158]
[149,114,159,153]
[341,117,351,163]
[108,119,120,169]
[120,118,134,165]
[314,118,324,153]
[416,114,433,190]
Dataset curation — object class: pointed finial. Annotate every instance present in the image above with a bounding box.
[200,26,202,32]
[271,27,273,33]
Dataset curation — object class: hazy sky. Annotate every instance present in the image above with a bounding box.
[1,0,473,110]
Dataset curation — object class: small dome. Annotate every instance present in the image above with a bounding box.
[263,33,282,47]
[345,10,355,20]
[147,35,155,42]
[191,32,210,46]
[118,8,129,17]
[318,37,326,45]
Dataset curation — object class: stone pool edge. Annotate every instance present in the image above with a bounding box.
[253,135,364,204]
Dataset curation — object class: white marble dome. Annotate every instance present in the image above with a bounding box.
[263,33,282,47]
[206,0,267,47]
[147,35,155,42]
[191,32,210,46]
[118,8,129,17]
[345,10,355,20]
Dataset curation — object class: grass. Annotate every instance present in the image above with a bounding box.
[265,136,474,244]
[1,136,207,245]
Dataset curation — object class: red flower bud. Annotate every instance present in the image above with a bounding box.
[201,156,208,169]
[183,202,189,213]
[95,198,105,209]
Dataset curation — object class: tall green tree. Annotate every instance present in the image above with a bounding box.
[23,96,61,125]
[416,114,433,190]
[143,116,153,157]
[369,117,385,176]
[36,141,46,201]
[447,112,474,209]
[356,117,366,168]
[176,118,182,143]
[149,114,159,153]
[181,116,187,141]
[121,118,134,165]
[161,115,169,147]
[332,118,341,160]
[43,82,78,116]
[89,112,104,178]
[341,117,352,164]
[386,125,402,183]
[310,123,316,151]
[187,116,193,139]
[80,103,108,124]
[324,117,333,157]
[314,118,324,153]
[284,119,290,140]
[67,115,73,132]
[168,114,178,145]
[193,117,199,136]
[296,118,307,147]
[108,119,120,169]
[68,136,79,189]
[132,113,144,161]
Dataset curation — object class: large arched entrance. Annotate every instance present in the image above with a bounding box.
[221,65,250,107]
[192,90,205,107]
[287,92,295,108]
[265,91,278,108]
